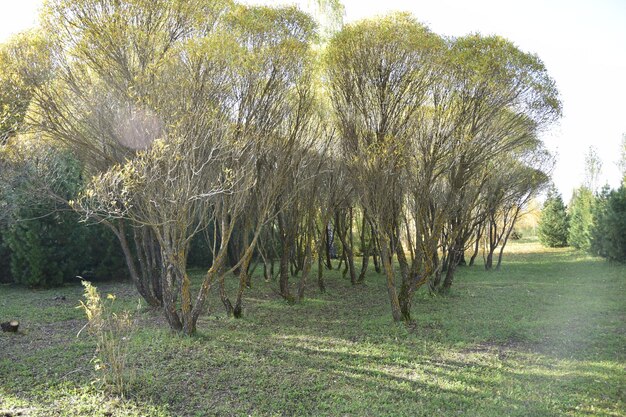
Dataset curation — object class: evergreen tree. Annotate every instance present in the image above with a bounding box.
[3,146,125,286]
[0,228,12,283]
[591,183,626,262]
[538,187,569,247]
[568,187,594,251]
[6,209,88,287]
[590,185,611,258]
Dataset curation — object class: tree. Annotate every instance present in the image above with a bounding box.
[325,13,443,321]
[69,2,319,334]
[568,186,594,252]
[590,183,626,262]
[31,0,232,306]
[538,187,569,247]
[245,0,344,42]
[584,146,603,193]
[0,30,52,143]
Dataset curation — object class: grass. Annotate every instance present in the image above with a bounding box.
[1,238,625,416]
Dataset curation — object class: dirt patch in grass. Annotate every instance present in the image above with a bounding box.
[460,339,528,360]
[1,318,84,359]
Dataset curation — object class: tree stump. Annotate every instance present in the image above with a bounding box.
[1,320,19,332]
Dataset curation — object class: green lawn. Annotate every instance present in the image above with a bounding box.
[1,239,625,416]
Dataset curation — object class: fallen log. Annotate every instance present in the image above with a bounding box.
[1,320,19,332]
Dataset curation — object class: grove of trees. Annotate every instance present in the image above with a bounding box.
[0,0,562,335]
[539,144,626,263]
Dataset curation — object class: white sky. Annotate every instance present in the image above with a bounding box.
[1,0,625,199]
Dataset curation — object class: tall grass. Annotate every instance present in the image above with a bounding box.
[77,280,135,396]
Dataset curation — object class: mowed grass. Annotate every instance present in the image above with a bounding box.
[1,238,625,416]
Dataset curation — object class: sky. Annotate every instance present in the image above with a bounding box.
[1,0,625,199]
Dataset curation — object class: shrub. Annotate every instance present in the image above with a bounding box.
[6,210,89,287]
[2,145,126,286]
[78,280,135,396]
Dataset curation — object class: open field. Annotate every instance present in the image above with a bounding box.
[1,239,625,416]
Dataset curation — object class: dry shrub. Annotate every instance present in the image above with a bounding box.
[77,280,135,396]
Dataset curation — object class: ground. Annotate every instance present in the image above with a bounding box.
[1,238,625,416]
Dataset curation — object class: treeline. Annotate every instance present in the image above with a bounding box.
[0,0,560,335]
[539,181,626,262]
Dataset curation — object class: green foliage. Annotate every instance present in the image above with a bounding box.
[3,150,87,287]
[0,30,52,142]
[590,186,611,259]
[567,186,594,251]
[538,187,569,247]
[5,210,87,287]
[0,227,12,282]
[2,146,125,286]
[591,184,626,262]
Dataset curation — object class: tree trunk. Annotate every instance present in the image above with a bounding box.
[335,210,357,284]
[278,213,293,302]
[485,221,497,271]
[114,222,161,307]
[495,244,506,270]
[146,231,163,303]
[485,249,494,270]
[233,251,255,318]
[184,213,232,334]
[279,242,291,300]
[441,238,464,292]
[379,235,402,322]
[395,241,415,321]
[337,249,345,270]
[496,207,521,271]
[180,270,195,335]
[430,250,442,291]
[372,237,381,274]
[317,246,326,293]
[297,241,313,302]
[358,252,369,284]
[458,252,466,266]
[161,263,183,332]
[357,213,369,283]
[218,272,234,317]
[442,249,460,292]
[325,222,333,269]
[1,320,19,332]
[469,226,482,267]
